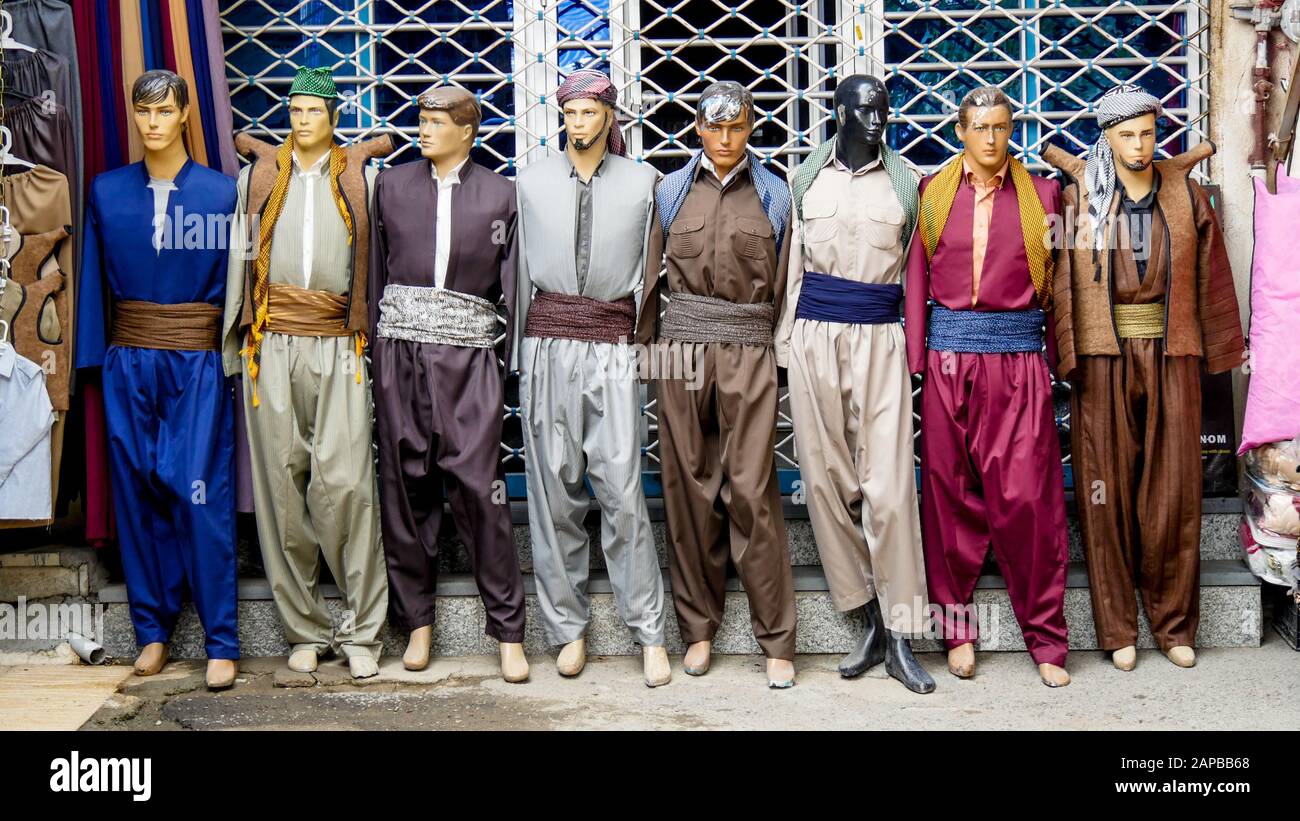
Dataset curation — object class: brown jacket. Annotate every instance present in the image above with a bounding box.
[1043,142,1244,380]
[232,132,394,334]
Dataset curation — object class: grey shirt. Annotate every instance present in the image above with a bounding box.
[570,152,610,294]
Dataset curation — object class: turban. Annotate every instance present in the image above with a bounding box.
[556,69,626,156]
[1085,84,1163,248]
[288,66,338,100]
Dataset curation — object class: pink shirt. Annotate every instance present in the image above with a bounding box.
[963,156,1010,306]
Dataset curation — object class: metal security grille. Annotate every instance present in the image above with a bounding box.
[220,0,1212,496]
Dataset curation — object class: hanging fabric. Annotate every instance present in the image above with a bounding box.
[0,325,55,522]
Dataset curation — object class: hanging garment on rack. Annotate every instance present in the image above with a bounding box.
[2,93,80,261]
[1,48,82,215]
[5,0,82,182]
[1,164,75,517]
[1,165,73,358]
[119,0,145,164]
[0,343,55,521]
[0,226,72,410]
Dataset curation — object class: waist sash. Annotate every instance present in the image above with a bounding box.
[265,283,350,337]
[377,284,498,348]
[525,291,635,344]
[111,300,221,351]
[661,292,774,346]
[795,272,901,325]
[1114,302,1165,339]
[926,305,1045,353]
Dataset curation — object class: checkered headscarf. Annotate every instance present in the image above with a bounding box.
[1085,84,1163,247]
[556,69,626,156]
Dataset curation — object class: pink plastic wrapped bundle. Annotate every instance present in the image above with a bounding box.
[1239,171,1300,454]
[1239,516,1299,591]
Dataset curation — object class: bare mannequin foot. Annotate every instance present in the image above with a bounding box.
[133,643,168,676]
[684,640,711,676]
[557,637,587,677]
[1039,663,1070,687]
[947,642,975,678]
[1165,646,1196,668]
[206,659,237,689]
[643,646,671,687]
[1112,645,1137,671]
[288,648,318,673]
[403,625,432,671]
[766,658,795,689]
[500,642,530,683]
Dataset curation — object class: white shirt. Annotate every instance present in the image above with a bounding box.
[431,156,469,290]
[0,344,54,520]
[147,175,177,254]
[701,152,750,190]
[293,151,329,288]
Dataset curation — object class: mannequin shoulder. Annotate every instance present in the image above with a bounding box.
[606,154,659,188]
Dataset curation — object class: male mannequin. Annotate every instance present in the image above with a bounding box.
[77,70,239,690]
[776,74,934,693]
[903,86,1071,687]
[370,85,529,683]
[637,81,797,688]
[514,69,669,687]
[222,67,393,679]
[1044,85,1245,671]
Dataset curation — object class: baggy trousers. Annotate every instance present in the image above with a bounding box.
[374,338,526,643]
[242,333,387,659]
[104,345,239,659]
[787,318,929,633]
[1072,341,1202,651]
[520,336,665,647]
[656,341,797,660]
[920,349,1069,667]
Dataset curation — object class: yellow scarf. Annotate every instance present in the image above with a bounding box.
[917,155,1054,309]
[241,134,360,407]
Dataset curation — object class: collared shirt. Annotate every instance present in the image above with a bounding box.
[568,151,609,293]
[147,175,177,254]
[701,152,751,190]
[1118,169,1161,283]
[962,156,1010,306]
[0,344,55,520]
[293,150,329,288]
[775,151,913,365]
[431,155,470,290]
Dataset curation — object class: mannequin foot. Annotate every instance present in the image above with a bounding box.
[287,648,318,673]
[947,643,975,678]
[643,646,671,687]
[838,600,885,678]
[133,643,168,676]
[1165,645,1196,668]
[684,640,711,676]
[403,625,433,671]
[205,659,237,690]
[556,637,587,677]
[1039,663,1071,688]
[349,655,379,679]
[1112,645,1137,671]
[500,642,529,683]
[766,658,795,689]
[885,631,936,694]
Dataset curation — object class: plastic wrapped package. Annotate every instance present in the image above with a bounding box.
[1242,438,1300,493]
[1239,516,1299,591]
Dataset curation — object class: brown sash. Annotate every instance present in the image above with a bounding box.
[525,291,635,344]
[111,301,222,351]
[265,283,351,337]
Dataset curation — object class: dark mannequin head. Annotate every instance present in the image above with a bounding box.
[834,75,889,147]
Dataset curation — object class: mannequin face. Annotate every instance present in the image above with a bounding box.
[955,103,1012,176]
[562,98,611,153]
[696,109,753,177]
[288,94,339,154]
[1105,112,1157,172]
[418,109,474,164]
[133,89,188,154]
[835,77,889,146]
